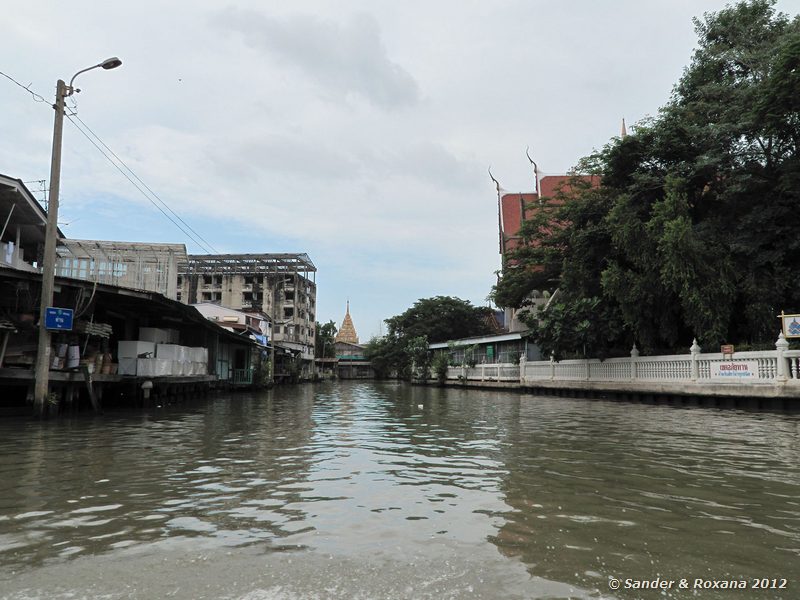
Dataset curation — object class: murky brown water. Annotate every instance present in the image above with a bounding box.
[0,382,798,599]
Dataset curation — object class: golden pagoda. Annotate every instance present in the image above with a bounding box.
[335,301,359,344]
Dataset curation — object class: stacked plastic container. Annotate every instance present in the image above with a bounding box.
[117,327,208,377]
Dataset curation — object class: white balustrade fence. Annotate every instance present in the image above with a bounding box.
[442,334,800,388]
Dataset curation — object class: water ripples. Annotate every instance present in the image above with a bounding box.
[0,382,799,598]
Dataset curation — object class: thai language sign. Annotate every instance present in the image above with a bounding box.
[710,361,759,381]
[44,307,73,331]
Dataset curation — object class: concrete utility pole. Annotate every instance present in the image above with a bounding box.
[33,58,122,417]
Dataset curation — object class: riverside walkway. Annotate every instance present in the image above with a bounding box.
[441,333,800,407]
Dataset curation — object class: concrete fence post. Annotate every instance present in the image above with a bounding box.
[549,353,555,381]
[630,343,639,381]
[690,338,700,382]
[585,359,590,381]
[519,354,526,384]
[776,332,789,382]
[481,362,486,382]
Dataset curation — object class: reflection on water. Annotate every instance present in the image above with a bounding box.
[0,382,798,599]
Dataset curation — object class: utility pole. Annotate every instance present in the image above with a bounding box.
[33,79,66,417]
[32,58,122,417]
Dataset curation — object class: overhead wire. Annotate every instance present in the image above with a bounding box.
[1,68,218,254]
[0,69,48,103]
[65,114,217,254]
[66,112,220,253]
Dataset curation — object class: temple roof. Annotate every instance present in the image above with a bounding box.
[335,301,359,344]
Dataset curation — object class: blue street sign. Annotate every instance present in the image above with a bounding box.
[45,307,73,331]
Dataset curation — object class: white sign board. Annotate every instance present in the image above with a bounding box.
[710,361,759,381]
[781,314,800,339]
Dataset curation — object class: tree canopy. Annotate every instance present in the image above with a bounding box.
[314,320,337,358]
[384,296,494,343]
[492,0,800,357]
[365,296,494,378]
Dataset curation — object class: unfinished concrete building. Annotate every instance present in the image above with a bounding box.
[177,253,317,364]
[55,239,187,300]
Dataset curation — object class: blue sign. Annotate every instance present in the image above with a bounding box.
[45,307,73,331]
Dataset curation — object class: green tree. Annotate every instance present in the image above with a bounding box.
[405,335,431,381]
[365,296,493,379]
[431,351,450,384]
[494,0,800,356]
[364,335,407,379]
[314,320,337,358]
[385,296,494,343]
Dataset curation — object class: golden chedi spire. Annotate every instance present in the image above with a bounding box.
[335,300,359,344]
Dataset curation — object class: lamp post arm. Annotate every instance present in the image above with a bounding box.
[68,64,101,92]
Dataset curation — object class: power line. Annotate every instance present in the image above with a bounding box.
[65,115,217,254]
[1,68,219,254]
[68,113,220,253]
[0,69,48,103]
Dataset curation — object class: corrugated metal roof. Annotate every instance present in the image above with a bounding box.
[429,332,525,349]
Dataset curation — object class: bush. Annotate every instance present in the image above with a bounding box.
[431,352,450,385]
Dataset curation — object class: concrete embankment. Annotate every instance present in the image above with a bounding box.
[417,379,800,411]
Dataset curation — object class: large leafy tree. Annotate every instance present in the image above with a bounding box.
[384,296,494,343]
[366,296,494,378]
[493,0,800,355]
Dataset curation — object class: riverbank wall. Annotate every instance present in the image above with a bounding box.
[422,335,800,410]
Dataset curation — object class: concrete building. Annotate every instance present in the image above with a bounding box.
[178,253,317,370]
[55,239,187,300]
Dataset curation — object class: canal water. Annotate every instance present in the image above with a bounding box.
[1,382,798,599]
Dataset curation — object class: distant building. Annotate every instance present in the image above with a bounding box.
[192,302,271,346]
[429,332,541,365]
[335,301,359,344]
[55,239,187,300]
[178,253,317,371]
[333,302,372,379]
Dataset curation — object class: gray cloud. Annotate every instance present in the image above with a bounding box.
[214,8,419,109]
[211,134,360,182]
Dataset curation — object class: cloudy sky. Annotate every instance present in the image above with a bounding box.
[2,0,796,339]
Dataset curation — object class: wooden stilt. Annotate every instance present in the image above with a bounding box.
[78,366,101,413]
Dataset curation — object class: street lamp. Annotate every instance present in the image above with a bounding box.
[33,57,122,417]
